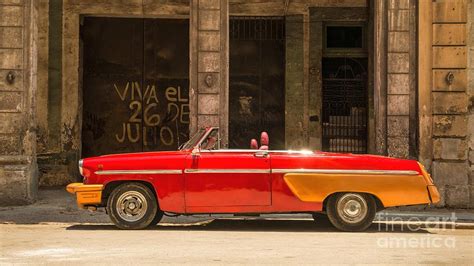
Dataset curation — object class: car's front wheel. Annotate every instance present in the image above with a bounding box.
[107,183,159,230]
[326,192,376,232]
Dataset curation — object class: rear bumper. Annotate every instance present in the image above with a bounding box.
[427,185,440,204]
[66,183,104,209]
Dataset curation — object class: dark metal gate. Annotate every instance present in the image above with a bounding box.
[322,57,368,153]
[81,17,189,157]
[229,17,285,149]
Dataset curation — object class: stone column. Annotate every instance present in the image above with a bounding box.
[190,0,229,147]
[373,0,388,155]
[468,0,474,209]
[386,0,416,159]
[0,0,38,205]
[418,0,433,169]
[308,11,322,150]
[285,15,306,149]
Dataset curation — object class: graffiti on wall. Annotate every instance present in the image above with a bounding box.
[113,81,189,147]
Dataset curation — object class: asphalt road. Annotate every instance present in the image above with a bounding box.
[1,220,473,265]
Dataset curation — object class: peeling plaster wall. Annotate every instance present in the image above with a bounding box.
[0,0,38,205]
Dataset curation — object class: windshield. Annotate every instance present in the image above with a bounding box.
[200,128,219,150]
[179,129,206,150]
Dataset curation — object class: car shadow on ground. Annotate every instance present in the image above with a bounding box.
[66,219,432,234]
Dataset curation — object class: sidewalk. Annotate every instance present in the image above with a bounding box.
[379,209,474,222]
[1,188,473,228]
[0,188,207,225]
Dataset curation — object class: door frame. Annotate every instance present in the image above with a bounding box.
[309,7,379,154]
[321,22,369,154]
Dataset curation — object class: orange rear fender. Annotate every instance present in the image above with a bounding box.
[283,173,433,207]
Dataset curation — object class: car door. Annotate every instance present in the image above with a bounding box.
[184,150,271,207]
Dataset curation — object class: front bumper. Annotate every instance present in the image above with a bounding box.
[66,183,104,209]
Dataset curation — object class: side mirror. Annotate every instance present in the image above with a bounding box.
[191,147,201,157]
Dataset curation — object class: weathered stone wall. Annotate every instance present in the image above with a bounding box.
[386,0,417,159]
[0,0,38,205]
[285,15,305,149]
[36,0,48,154]
[430,0,471,208]
[189,0,229,147]
[468,0,474,208]
[30,0,473,209]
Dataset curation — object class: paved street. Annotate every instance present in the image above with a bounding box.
[1,221,473,264]
[1,189,473,264]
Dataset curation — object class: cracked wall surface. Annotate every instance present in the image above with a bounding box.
[0,0,38,205]
[429,0,472,208]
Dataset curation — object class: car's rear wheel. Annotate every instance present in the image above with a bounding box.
[326,192,376,232]
[107,183,158,230]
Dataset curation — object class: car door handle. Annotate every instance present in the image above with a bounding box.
[254,151,268,158]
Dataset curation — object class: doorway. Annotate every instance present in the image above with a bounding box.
[81,17,189,157]
[321,24,368,154]
[229,17,286,149]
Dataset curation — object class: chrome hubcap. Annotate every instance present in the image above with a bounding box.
[336,193,368,224]
[116,191,148,222]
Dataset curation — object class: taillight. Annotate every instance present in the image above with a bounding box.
[417,162,434,184]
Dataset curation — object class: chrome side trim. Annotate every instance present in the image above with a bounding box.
[272,169,419,175]
[94,168,417,176]
[184,169,270,174]
[198,149,314,154]
[95,169,182,175]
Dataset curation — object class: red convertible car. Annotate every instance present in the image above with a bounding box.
[67,127,440,231]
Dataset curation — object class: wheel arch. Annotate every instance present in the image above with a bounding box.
[102,180,159,207]
[322,191,385,212]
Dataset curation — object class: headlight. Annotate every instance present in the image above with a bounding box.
[78,159,84,176]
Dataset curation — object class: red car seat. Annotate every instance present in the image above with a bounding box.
[250,139,258,149]
[259,132,269,150]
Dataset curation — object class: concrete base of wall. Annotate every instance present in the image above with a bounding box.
[37,152,79,187]
[0,156,38,206]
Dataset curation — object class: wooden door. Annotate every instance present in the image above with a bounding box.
[81,17,189,157]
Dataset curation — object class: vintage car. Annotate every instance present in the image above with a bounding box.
[67,127,440,231]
